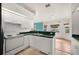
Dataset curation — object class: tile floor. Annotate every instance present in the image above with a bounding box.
[16,48,47,55]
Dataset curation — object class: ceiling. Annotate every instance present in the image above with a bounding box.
[17,3,55,14]
[17,3,79,22]
[2,3,79,22]
[18,3,79,13]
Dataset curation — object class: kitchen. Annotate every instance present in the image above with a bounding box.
[1,3,79,55]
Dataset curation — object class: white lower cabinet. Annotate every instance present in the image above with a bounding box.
[36,37,52,54]
[5,35,30,55]
[5,36,24,54]
[24,35,30,48]
[30,36,52,54]
[5,35,52,55]
[29,35,36,48]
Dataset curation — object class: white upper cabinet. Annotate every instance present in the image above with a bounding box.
[2,8,34,32]
[2,8,33,26]
[72,11,79,35]
[2,8,24,24]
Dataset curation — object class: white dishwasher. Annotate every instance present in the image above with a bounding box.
[5,35,24,54]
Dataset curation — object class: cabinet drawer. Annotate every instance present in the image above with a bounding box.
[6,36,24,52]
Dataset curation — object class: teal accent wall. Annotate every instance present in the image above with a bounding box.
[34,22,43,31]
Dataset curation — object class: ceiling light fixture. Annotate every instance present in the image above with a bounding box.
[45,3,51,8]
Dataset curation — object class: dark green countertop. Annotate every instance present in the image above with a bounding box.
[72,34,79,41]
[20,31,55,38]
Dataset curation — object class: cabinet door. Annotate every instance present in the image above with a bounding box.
[29,36,52,54]
[34,36,52,54]
[39,37,52,54]
[24,35,29,48]
[29,36,36,48]
[72,11,79,35]
[33,36,42,50]
[30,36,42,49]
[6,36,24,52]
[2,9,13,22]
[2,9,23,24]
